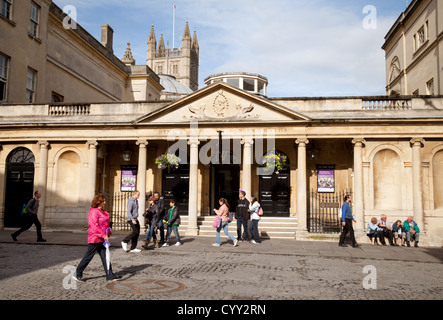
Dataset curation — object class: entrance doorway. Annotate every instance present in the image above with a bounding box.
[4,147,35,227]
[210,165,240,212]
[258,151,290,217]
[162,165,189,215]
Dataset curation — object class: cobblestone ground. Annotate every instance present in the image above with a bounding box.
[0,239,442,301]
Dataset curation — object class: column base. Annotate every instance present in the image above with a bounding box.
[186,227,199,236]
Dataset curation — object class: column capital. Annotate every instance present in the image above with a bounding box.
[241,137,254,146]
[136,139,149,147]
[188,139,200,147]
[37,141,50,148]
[295,138,309,146]
[410,138,425,147]
[87,140,99,149]
[352,138,366,146]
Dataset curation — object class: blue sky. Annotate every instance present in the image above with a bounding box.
[53,0,410,97]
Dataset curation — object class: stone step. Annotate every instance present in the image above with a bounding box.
[178,216,298,239]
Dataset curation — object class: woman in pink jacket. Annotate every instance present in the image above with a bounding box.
[73,193,119,282]
[213,198,238,247]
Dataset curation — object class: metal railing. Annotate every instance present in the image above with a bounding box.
[308,189,352,234]
[101,191,131,232]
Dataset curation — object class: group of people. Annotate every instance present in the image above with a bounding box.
[338,194,421,248]
[121,190,183,253]
[367,215,420,247]
[212,190,263,247]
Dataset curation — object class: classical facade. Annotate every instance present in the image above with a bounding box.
[383,0,442,96]
[1,0,442,247]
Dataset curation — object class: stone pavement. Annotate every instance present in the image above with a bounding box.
[0,229,442,304]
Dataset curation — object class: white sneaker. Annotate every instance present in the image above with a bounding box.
[233,239,239,247]
[121,241,128,251]
[162,243,169,247]
[130,248,141,253]
[175,242,183,246]
[251,240,260,244]
[212,243,220,247]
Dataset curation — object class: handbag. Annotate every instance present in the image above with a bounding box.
[212,216,221,228]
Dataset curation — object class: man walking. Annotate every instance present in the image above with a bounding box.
[11,191,46,242]
[121,190,141,253]
[338,194,359,248]
[235,190,250,242]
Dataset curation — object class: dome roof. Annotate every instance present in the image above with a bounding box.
[159,74,193,95]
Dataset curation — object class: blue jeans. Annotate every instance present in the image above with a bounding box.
[145,220,164,241]
[216,221,237,244]
[237,218,249,241]
[165,225,181,243]
[249,219,260,243]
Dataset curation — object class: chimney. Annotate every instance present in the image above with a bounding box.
[101,24,114,53]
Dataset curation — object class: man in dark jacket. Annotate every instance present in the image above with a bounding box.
[235,190,250,242]
[153,192,166,244]
[11,191,46,242]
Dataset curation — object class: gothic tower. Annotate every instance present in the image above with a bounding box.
[147,22,199,91]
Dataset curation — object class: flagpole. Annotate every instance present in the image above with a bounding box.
[172,2,176,49]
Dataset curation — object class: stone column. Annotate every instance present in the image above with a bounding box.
[87,141,99,208]
[242,137,254,198]
[410,138,425,230]
[37,141,49,227]
[136,140,148,217]
[352,138,366,232]
[187,138,200,236]
[0,144,4,230]
[296,138,309,234]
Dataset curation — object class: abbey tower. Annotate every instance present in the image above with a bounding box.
[147,22,199,92]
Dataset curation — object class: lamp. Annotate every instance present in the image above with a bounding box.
[121,142,132,162]
[307,141,320,161]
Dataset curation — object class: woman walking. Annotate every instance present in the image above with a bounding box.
[248,196,261,244]
[72,193,119,282]
[213,198,238,247]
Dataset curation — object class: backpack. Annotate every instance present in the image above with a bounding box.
[21,204,27,215]
[228,212,234,223]
[257,207,264,216]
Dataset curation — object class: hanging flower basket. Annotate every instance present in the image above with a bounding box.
[263,152,287,174]
[155,154,181,171]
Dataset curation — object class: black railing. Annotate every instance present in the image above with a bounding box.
[308,189,352,234]
[100,191,131,232]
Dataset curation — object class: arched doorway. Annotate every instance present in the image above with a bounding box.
[259,151,290,217]
[4,147,35,227]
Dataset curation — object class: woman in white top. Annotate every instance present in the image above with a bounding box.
[248,196,261,244]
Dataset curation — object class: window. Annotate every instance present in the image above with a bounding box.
[29,2,39,38]
[51,92,64,103]
[0,53,9,102]
[243,78,255,91]
[414,21,428,52]
[26,68,36,103]
[1,0,13,20]
[427,79,434,96]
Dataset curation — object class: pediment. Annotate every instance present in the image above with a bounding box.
[134,82,310,124]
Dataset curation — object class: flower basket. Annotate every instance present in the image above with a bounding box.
[155,154,181,172]
[263,152,287,174]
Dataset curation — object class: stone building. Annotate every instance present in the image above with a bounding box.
[0,0,442,247]
[383,0,442,96]
[0,0,163,104]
